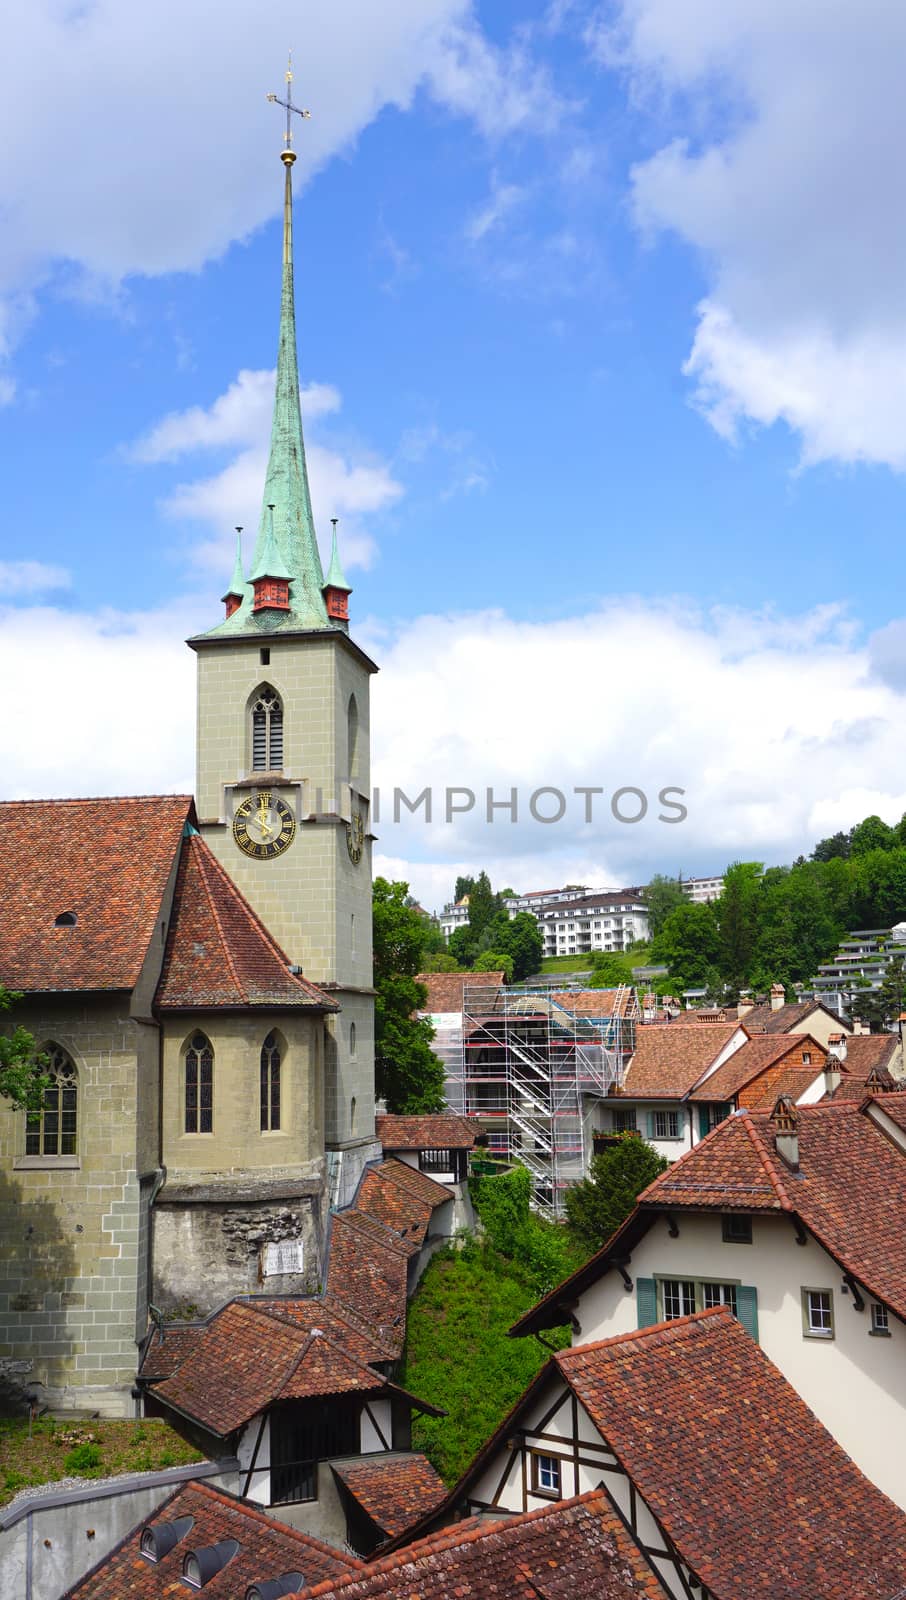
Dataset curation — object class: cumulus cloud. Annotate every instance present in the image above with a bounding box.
[594,0,906,468]
[4,588,906,905]
[127,370,402,577]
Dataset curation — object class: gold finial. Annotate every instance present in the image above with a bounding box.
[266,51,311,161]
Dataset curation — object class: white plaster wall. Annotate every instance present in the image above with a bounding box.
[572,1211,906,1510]
[236,1413,271,1505]
[361,1399,391,1452]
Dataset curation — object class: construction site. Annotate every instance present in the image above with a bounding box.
[437,983,640,1218]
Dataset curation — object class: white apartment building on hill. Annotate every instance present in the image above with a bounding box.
[680,875,724,903]
[537,892,649,958]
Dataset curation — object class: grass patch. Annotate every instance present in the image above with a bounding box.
[0,1418,204,1505]
[538,956,595,975]
[400,1241,571,1485]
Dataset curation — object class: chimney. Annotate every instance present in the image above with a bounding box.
[823,1060,842,1098]
[769,983,785,1013]
[827,1032,847,1063]
[771,1095,800,1171]
[737,995,755,1019]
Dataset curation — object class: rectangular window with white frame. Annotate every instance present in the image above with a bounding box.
[870,1301,890,1337]
[653,1109,680,1140]
[802,1288,834,1339]
[530,1452,561,1498]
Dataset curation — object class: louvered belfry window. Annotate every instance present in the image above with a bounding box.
[25,1045,78,1157]
[185,1033,213,1134]
[260,1031,281,1132]
[251,686,283,771]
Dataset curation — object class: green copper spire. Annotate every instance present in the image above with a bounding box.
[221,527,246,601]
[198,134,333,639]
[323,517,352,593]
[250,503,294,582]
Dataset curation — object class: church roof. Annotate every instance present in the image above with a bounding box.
[0,794,191,992]
[156,832,336,1010]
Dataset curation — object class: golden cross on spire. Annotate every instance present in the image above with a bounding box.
[266,52,311,157]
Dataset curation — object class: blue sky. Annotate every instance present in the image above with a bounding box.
[4,1,906,907]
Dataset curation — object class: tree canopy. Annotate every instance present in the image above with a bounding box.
[372,878,446,1113]
[0,989,47,1110]
[564,1134,668,1255]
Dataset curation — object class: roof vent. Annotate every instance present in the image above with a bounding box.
[54,911,77,928]
[245,1576,305,1600]
[770,1095,800,1172]
[139,1515,195,1562]
[182,1539,240,1588]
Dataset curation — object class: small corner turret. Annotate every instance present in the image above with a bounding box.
[222,527,246,619]
[322,516,352,626]
[250,503,293,612]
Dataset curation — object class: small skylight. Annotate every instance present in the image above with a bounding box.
[140,1515,195,1562]
[54,911,77,928]
[245,1575,305,1600]
[182,1539,240,1589]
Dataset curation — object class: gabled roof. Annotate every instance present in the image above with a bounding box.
[326,1212,411,1355]
[622,1021,743,1098]
[293,1490,661,1599]
[836,1033,899,1075]
[415,970,504,1013]
[376,1114,474,1151]
[687,1032,826,1103]
[331,1453,447,1539]
[67,1478,359,1598]
[149,1301,392,1434]
[0,794,191,992]
[355,1163,447,1251]
[552,1309,906,1600]
[741,998,849,1034]
[156,832,336,1010]
[550,988,637,1018]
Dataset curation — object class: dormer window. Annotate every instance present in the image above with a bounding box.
[140,1516,195,1562]
[182,1539,240,1588]
[54,911,77,928]
[245,1576,305,1600]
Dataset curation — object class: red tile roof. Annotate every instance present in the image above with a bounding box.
[641,1101,906,1316]
[375,1114,474,1151]
[554,1309,906,1600]
[326,1212,411,1355]
[688,1033,826,1103]
[835,1033,899,1075]
[623,1021,743,1098]
[416,970,504,1013]
[157,832,335,1010]
[138,1324,205,1382]
[331,1453,447,1538]
[741,999,848,1034]
[68,1479,358,1598]
[0,795,191,992]
[293,1490,661,1599]
[150,1302,389,1434]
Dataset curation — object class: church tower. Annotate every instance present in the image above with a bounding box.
[188,81,377,1175]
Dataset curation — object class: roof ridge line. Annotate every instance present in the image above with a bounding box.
[742,1113,795,1210]
[556,1304,731,1368]
[188,834,247,1003]
[336,1208,414,1257]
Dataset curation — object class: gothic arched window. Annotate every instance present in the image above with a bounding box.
[26,1045,78,1157]
[260,1031,281,1132]
[251,686,284,772]
[185,1033,213,1134]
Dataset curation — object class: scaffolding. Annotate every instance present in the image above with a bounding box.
[444,984,638,1219]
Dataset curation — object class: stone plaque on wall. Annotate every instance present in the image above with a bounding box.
[263,1237,305,1276]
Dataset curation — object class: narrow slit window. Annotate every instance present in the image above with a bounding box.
[260,1031,281,1132]
[185,1033,214,1134]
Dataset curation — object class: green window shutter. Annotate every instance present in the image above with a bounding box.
[646,1112,655,1139]
[736,1285,759,1343]
[637,1277,657,1328]
[698,1106,711,1140]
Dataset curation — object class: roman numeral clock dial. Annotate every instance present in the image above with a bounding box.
[232,791,296,860]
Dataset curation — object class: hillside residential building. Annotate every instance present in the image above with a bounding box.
[407,1306,906,1600]
[437,897,471,942]
[679,875,724,903]
[512,1095,906,1511]
[536,892,650,959]
[805,925,906,1015]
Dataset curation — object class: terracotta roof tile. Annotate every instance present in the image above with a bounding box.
[554,1309,906,1600]
[835,1034,899,1075]
[156,833,335,1009]
[375,1114,475,1150]
[550,988,637,1018]
[688,1033,826,1103]
[355,1169,435,1250]
[138,1324,205,1381]
[623,1021,743,1098]
[150,1302,388,1434]
[644,1101,906,1315]
[0,795,191,992]
[416,970,504,1013]
[292,1490,659,1599]
[326,1212,410,1356]
[248,1297,393,1366]
[67,1478,358,1598]
[331,1453,447,1538]
[741,999,846,1034]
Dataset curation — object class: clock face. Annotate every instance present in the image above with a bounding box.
[346,811,364,865]
[233,791,296,860]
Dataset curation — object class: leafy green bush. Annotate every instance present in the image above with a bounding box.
[471,1163,582,1297]
[63,1443,102,1474]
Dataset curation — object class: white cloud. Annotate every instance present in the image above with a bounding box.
[7,589,906,911]
[596,0,906,468]
[465,177,528,242]
[127,370,402,577]
[0,561,71,595]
